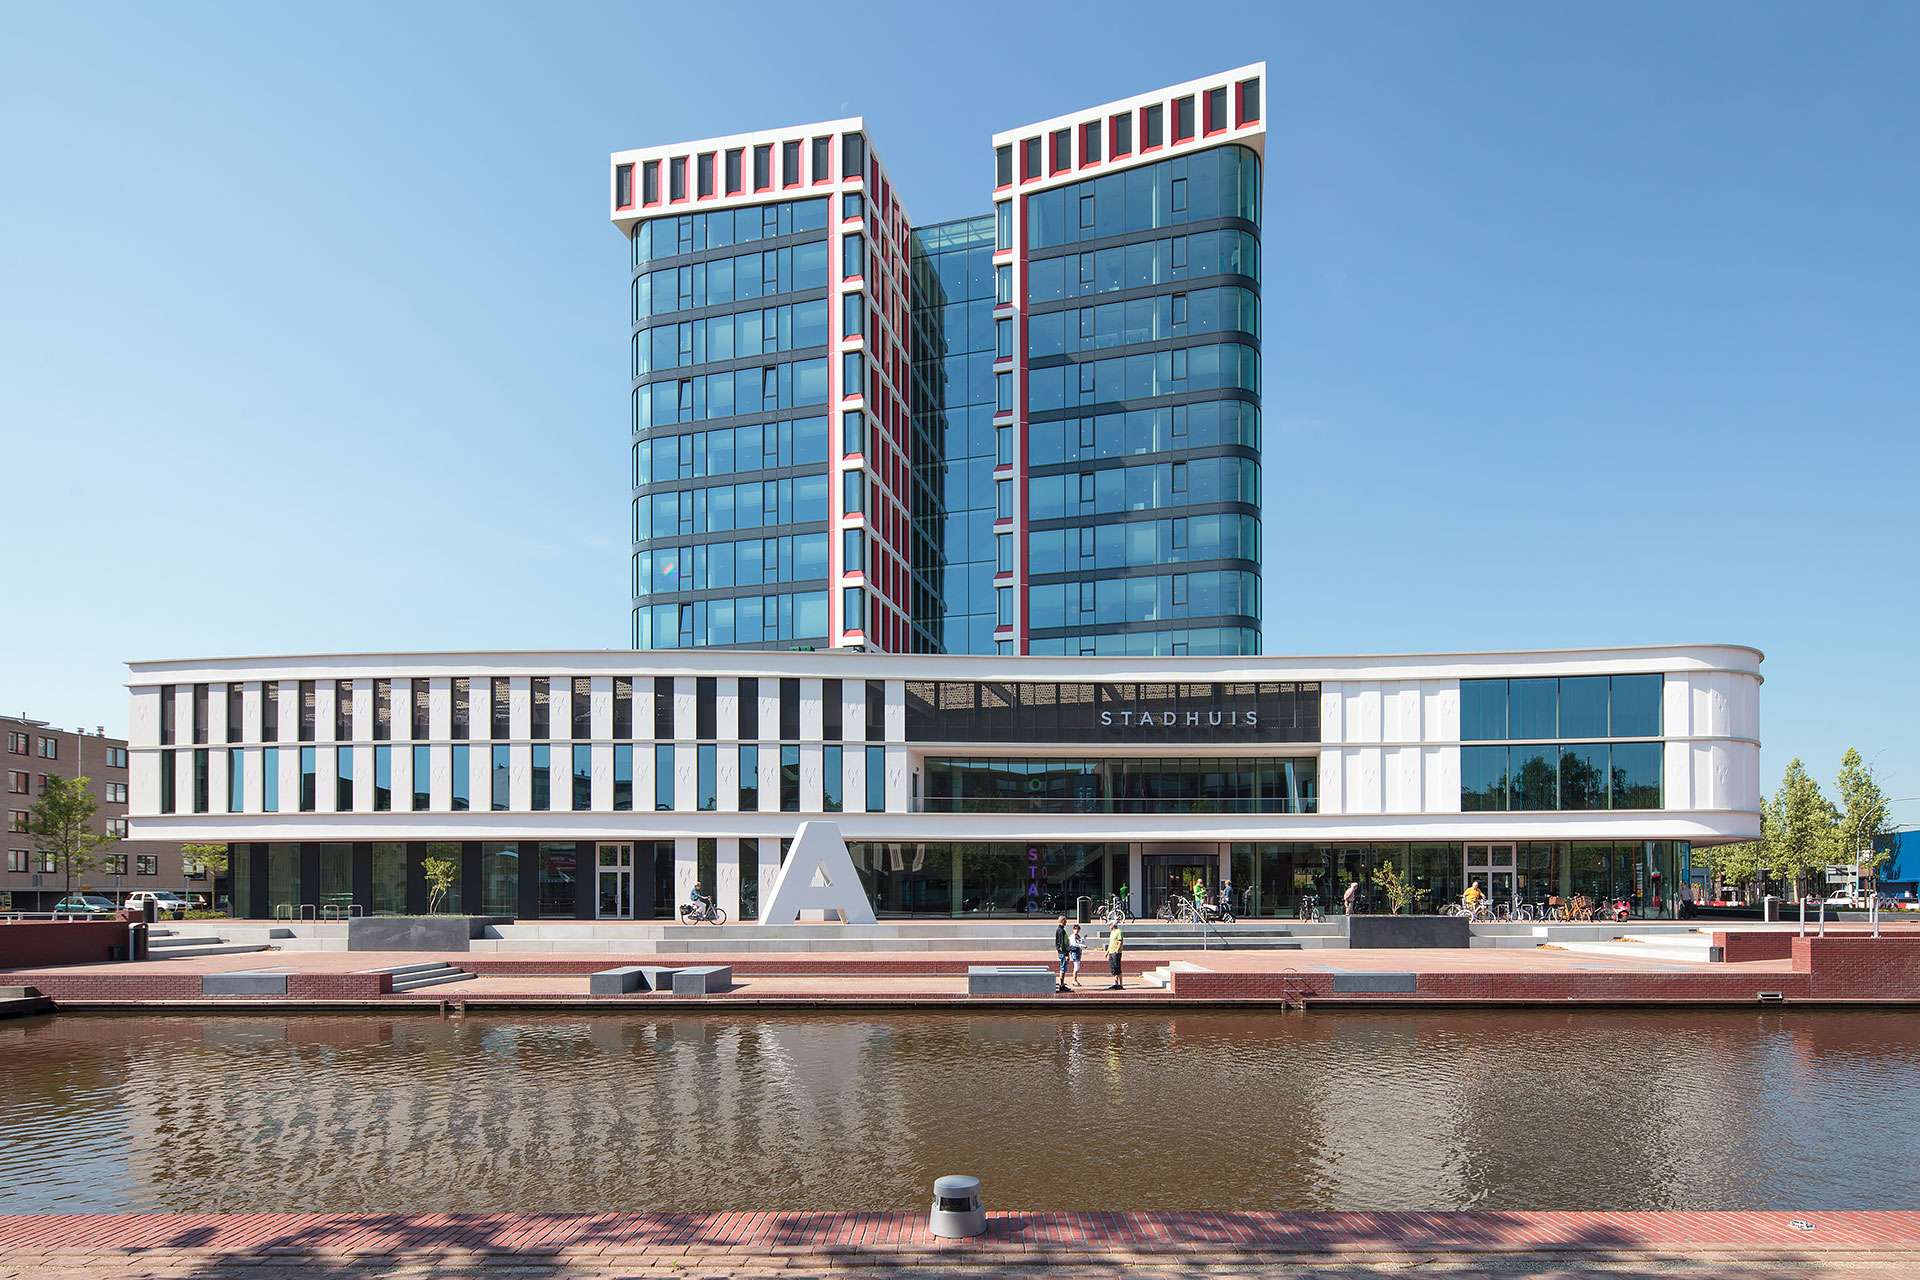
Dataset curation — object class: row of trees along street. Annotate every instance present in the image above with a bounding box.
[26,774,226,905]
[1693,748,1904,902]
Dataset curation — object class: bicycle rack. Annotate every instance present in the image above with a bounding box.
[299,903,317,921]
[274,904,293,920]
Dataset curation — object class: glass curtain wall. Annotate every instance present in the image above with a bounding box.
[630,198,835,650]
[1022,145,1262,656]
[1229,841,1688,918]
[848,842,1118,916]
[370,843,407,915]
[907,215,999,652]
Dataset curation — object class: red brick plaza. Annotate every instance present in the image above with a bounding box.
[5,1210,1920,1277]
[7,924,1920,1007]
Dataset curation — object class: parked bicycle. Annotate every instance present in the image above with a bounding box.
[1097,893,1134,924]
[1297,894,1323,923]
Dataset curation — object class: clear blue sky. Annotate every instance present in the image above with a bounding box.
[2,2,1915,817]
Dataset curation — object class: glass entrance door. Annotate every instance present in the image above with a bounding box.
[597,843,634,919]
[1464,843,1517,910]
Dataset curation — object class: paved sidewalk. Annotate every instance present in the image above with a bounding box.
[5,1211,1920,1278]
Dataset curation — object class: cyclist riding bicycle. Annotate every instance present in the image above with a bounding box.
[686,880,711,921]
[1462,882,1485,910]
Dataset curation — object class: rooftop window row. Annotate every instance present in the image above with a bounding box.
[995,77,1260,187]
[616,133,867,211]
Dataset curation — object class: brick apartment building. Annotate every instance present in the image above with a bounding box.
[3,713,206,911]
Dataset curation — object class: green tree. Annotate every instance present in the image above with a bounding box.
[1834,748,1898,885]
[1370,860,1417,915]
[29,775,117,899]
[181,843,231,913]
[1693,837,1767,901]
[1763,758,1838,900]
[421,855,458,914]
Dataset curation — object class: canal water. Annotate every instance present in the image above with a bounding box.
[1,1009,1914,1213]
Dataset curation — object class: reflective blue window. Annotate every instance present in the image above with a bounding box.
[1610,675,1663,737]
[1558,677,1610,739]
[491,745,509,812]
[613,744,632,812]
[572,744,591,811]
[1559,744,1608,810]
[865,745,886,813]
[656,744,675,811]
[1460,746,1507,812]
[372,746,391,813]
[1509,679,1558,740]
[1508,745,1557,810]
[531,744,550,812]
[451,745,468,812]
[1612,743,1664,808]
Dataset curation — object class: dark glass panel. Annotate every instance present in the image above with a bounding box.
[1559,676,1610,739]
[1611,743,1664,809]
[1509,745,1558,810]
[1611,674,1663,737]
[1460,745,1508,812]
[1509,678,1558,740]
[1559,744,1608,810]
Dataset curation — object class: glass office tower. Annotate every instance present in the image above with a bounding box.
[615,66,1265,655]
[908,216,1000,654]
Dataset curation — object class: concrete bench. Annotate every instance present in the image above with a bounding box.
[637,966,681,991]
[589,965,647,995]
[967,965,1058,996]
[670,965,732,995]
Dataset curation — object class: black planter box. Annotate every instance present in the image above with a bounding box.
[1342,915,1471,949]
[347,916,513,952]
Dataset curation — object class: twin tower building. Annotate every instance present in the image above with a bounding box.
[124,67,1763,925]
[616,66,1268,659]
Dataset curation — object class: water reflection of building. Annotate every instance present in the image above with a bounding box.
[127,646,1762,923]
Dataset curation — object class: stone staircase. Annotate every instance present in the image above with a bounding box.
[368,961,475,993]
[1546,930,1719,964]
[147,929,271,960]
[1138,961,1211,989]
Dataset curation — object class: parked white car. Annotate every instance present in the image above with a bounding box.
[124,891,191,919]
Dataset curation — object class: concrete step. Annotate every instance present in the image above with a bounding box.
[1551,933,1717,964]
[145,941,272,959]
[147,935,225,948]
[361,960,476,993]
[392,970,476,992]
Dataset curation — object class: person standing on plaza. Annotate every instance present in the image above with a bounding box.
[1342,879,1359,915]
[1054,916,1071,992]
[1105,919,1125,989]
[1068,923,1085,987]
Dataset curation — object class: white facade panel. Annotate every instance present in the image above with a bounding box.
[1422,747,1460,814]
[1343,748,1383,815]
[590,676,613,740]
[886,745,909,812]
[591,742,613,811]
[800,742,823,811]
[674,743,697,812]
[800,680,823,741]
[391,741,412,813]
[675,678,696,742]
[884,681,904,744]
[315,681,338,750]
[1348,683,1383,745]
[1317,749,1344,815]
[1382,682,1421,744]
[717,677,739,742]
[129,685,160,749]
[1383,745,1422,813]
[509,677,530,742]
[715,836,740,920]
[509,742,531,811]
[1320,686,1344,745]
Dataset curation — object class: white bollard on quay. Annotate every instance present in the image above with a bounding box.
[928,1174,985,1238]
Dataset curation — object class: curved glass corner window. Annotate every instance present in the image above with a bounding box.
[1461,675,1665,742]
[1611,742,1664,808]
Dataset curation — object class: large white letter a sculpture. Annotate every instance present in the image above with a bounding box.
[758,821,877,925]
